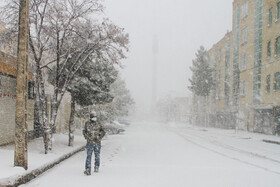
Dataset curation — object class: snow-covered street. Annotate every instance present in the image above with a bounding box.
[22,122,280,187]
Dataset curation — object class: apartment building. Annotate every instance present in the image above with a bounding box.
[207,32,234,129]
[259,0,280,134]
[193,0,280,135]
[232,0,255,131]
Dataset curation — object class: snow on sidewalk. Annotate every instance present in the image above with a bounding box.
[0,133,86,185]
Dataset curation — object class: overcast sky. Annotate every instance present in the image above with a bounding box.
[103,0,233,113]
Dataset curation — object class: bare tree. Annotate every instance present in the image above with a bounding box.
[1,0,129,153]
[45,19,129,149]
[1,0,54,153]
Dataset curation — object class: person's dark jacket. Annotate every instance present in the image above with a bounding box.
[83,120,106,144]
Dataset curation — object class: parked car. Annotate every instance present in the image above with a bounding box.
[104,121,125,135]
[117,118,131,126]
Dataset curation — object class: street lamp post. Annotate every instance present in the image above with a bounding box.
[14,0,29,170]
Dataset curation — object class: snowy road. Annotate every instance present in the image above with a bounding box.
[21,122,280,187]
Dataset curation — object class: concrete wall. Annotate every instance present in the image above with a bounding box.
[0,51,34,145]
[0,75,16,145]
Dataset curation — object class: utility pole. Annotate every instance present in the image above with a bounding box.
[151,35,158,112]
[14,0,29,170]
[151,0,158,115]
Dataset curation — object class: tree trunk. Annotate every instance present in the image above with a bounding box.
[34,60,51,154]
[33,71,42,138]
[48,32,61,150]
[49,96,59,151]
[204,96,207,128]
[41,82,51,154]
[68,96,75,146]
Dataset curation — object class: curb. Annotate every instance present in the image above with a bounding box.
[0,145,85,187]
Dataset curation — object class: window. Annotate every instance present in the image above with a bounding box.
[276,36,280,56]
[274,72,280,91]
[242,27,248,44]
[241,1,248,18]
[267,41,272,58]
[240,53,247,71]
[28,81,34,99]
[269,8,273,25]
[240,80,246,95]
[277,2,280,20]
[219,49,223,61]
[214,51,218,63]
[266,74,271,93]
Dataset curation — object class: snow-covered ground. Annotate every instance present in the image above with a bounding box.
[20,121,280,187]
[0,133,86,184]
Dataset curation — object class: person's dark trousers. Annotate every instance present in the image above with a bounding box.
[85,142,101,172]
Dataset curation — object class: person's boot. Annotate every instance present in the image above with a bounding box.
[84,170,91,175]
[94,167,99,173]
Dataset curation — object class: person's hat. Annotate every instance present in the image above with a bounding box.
[90,111,97,118]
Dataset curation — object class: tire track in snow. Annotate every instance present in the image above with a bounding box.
[189,129,280,164]
[170,126,280,175]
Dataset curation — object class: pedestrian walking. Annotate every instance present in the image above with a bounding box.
[83,111,106,175]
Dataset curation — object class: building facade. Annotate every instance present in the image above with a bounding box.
[193,0,280,135]
[0,51,35,145]
[0,22,73,145]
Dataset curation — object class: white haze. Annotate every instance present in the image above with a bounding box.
[103,0,233,115]
[0,0,233,115]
